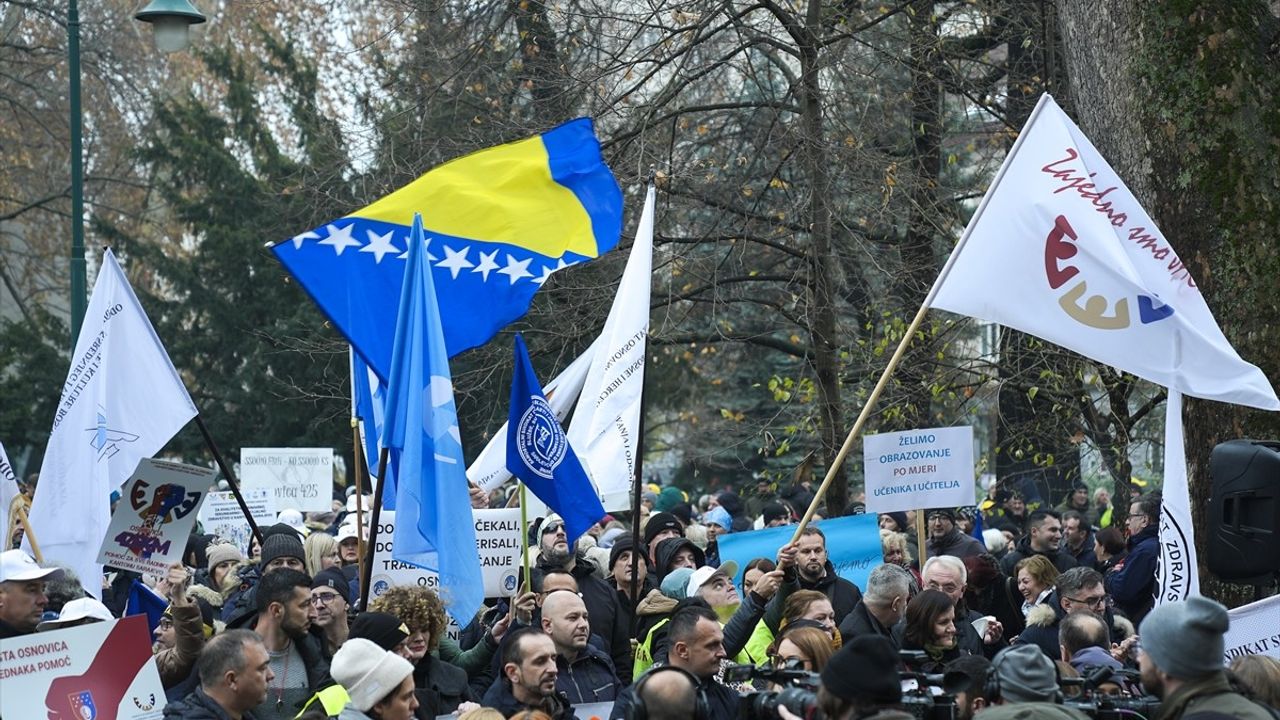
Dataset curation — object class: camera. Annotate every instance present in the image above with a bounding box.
[898,651,957,720]
[1063,666,1162,720]
[725,660,821,720]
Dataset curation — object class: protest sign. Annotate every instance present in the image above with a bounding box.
[0,614,166,720]
[369,508,522,600]
[96,459,214,577]
[240,447,333,512]
[863,426,976,513]
[1222,594,1280,663]
[717,513,882,591]
[198,488,275,555]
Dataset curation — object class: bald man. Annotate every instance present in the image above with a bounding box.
[541,590,621,703]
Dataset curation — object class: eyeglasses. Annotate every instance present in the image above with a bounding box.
[310,592,341,606]
[926,581,960,594]
[1065,594,1109,609]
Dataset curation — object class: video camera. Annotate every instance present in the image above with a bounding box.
[724,659,821,720]
[1062,666,1162,720]
[898,651,957,720]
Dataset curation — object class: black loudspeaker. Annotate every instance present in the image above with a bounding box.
[1207,440,1280,581]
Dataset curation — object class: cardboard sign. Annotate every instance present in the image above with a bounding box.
[717,513,883,591]
[239,447,333,512]
[1222,594,1280,663]
[0,614,166,719]
[370,508,522,600]
[97,459,214,576]
[197,488,276,555]
[863,426,976,513]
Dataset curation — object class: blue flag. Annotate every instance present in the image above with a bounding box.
[125,579,168,635]
[351,348,384,475]
[381,214,483,625]
[507,333,606,543]
[274,119,623,383]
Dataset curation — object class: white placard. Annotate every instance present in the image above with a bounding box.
[1222,594,1280,663]
[96,459,215,576]
[864,426,976,513]
[370,508,522,600]
[239,447,333,512]
[0,615,167,719]
[198,489,276,555]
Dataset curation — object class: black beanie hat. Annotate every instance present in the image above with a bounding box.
[643,513,683,547]
[926,508,957,523]
[349,612,411,651]
[762,502,790,526]
[259,532,305,569]
[821,635,902,703]
[608,537,643,571]
[312,567,350,604]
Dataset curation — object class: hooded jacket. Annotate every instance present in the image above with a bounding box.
[925,527,987,561]
[1105,524,1158,624]
[653,538,705,582]
[999,535,1078,576]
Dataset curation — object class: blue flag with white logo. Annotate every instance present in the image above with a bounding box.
[381,214,483,625]
[506,334,606,544]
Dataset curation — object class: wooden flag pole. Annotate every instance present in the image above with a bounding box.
[788,95,1055,542]
[351,419,369,601]
[16,504,44,564]
[519,482,532,594]
[915,510,928,567]
[359,446,390,611]
[195,415,264,548]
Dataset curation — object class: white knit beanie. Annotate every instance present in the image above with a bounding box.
[330,638,415,711]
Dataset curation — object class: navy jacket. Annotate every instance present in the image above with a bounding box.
[480,678,575,720]
[1105,524,1158,624]
[555,644,622,704]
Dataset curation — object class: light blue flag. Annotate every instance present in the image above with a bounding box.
[717,514,883,592]
[351,348,384,476]
[506,333,606,544]
[381,214,482,625]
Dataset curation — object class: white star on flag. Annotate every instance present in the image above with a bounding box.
[291,230,320,249]
[437,245,475,279]
[532,264,554,286]
[398,234,438,262]
[319,223,362,255]
[497,254,533,285]
[473,249,500,281]
[360,229,400,264]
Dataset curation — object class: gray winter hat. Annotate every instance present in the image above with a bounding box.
[992,644,1059,703]
[1139,595,1229,680]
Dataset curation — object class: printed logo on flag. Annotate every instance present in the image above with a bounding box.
[68,690,97,720]
[516,396,568,479]
[1042,213,1175,330]
[88,408,139,461]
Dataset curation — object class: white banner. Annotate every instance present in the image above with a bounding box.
[198,489,276,555]
[467,340,596,492]
[1156,390,1198,604]
[0,614,166,719]
[863,426,976,513]
[25,249,197,597]
[567,185,655,511]
[928,94,1278,411]
[370,508,522,600]
[239,447,333,512]
[97,459,214,576]
[0,439,19,549]
[1222,594,1280,663]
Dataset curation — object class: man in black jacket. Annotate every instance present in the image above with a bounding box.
[838,563,911,645]
[924,508,987,560]
[610,605,740,719]
[768,526,862,630]
[164,629,273,719]
[481,627,575,720]
[530,515,631,681]
[999,509,1078,575]
[241,569,329,719]
[542,590,621,703]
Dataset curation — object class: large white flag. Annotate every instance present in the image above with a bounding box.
[567,185,655,510]
[466,339,596,492]
[24,249,197,596]
[0,440,19,549]
[1157,390,1198,604]
[929,94,1279,410]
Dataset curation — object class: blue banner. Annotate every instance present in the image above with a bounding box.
[716,513,883,592]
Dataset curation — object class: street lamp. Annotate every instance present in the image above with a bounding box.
[134,0,207,53]
[65,0,205,347]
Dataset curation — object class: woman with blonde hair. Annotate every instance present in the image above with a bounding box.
[1014,554,1059,617]
[304,531,341,577]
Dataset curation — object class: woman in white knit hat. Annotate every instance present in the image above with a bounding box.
[323,638,419,720]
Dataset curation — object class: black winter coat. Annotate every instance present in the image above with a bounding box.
[531,553,632,682]
[163,686,258,719]
[1000,536,1078,575]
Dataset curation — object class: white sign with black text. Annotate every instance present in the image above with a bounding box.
[864,426,976,513]
[369,508,522,600]
[239,447,332,512]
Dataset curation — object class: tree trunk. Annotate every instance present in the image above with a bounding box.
[1058,1,1280,605]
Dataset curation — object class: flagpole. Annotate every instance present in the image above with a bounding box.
[359,447,390,611]
[194,415,264,548]
[790,95,1056,542]
[351,419,368,600]
[519,481,532,594]
[16,505,44,564]
[628,330,650,640]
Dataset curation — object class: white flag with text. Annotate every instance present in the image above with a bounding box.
[567,185,655,510]
[929,94,1278,410]
[24,249,197,596]
[1157,390,1199,605]
[0,440,20,549]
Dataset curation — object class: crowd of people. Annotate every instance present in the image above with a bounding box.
[1,478,1278,720]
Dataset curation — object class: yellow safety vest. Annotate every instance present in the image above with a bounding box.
[296,684,350,719]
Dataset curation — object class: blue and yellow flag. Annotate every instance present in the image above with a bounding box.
[274,118,623,381]
[507,333,606,544]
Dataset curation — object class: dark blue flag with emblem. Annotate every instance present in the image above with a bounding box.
[506,333,606,543]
